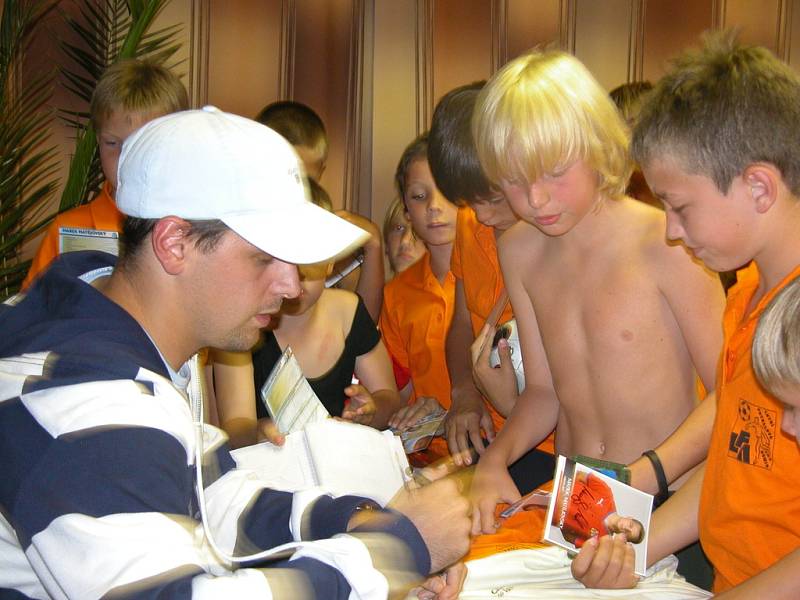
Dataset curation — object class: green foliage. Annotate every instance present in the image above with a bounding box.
[0,0,60,299]
[58,0,182,212]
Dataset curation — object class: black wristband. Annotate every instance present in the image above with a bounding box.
[642,449,669,508]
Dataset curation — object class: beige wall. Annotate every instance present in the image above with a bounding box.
[25,0,800,259]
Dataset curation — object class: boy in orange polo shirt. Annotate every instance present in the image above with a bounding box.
[380,134,458,458]
[572,33,800,597]
[23,59,188,289]
[428,82,555,491]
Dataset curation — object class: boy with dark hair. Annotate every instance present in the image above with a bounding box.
[256,100,328,180]
[22,58,189,288]
[573,32,800,597]
[427,82,555,490]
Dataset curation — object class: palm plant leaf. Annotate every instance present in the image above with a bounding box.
[58,0,180,213]
[0,0,60,299]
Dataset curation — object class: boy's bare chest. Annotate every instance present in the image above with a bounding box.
[529,255,667,356]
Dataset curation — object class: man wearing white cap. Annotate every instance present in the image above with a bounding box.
[0,107,471,599]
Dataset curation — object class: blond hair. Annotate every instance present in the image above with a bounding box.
[382,196,408,245]
[473,49,631,199]
[753,276,800,394]
[91,59,189,131]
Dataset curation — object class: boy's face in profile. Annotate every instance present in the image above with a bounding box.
[470,191,518,232]
[97,109,160,196]
[642,153,757,273]
[499,160,598,237]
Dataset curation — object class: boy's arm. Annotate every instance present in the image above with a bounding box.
[655,239,725,393]
[628,395,716,493]
[211,348,261,449]
[351,339,406,429]
[445,279,495,463]
[630,240,725,492]
[470,237,560,533]
[335,210,385,320]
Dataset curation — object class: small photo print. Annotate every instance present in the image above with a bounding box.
[543,455,653,575]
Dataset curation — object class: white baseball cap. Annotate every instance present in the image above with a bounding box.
[115,106,369,264]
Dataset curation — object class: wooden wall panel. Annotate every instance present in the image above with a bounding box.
[790,0,800,67]
[206,0,282,119]
[431,0,493,107]
[505,0,563,60]
[372,1,417,223]
[641,0,715,83]
[722,0,782,53]
[293,0,355,208]
[154,0,193,102]
[574,0,633,89]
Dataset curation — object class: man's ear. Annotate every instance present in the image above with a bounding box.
[743,163,780,214]
[150,217,193,275]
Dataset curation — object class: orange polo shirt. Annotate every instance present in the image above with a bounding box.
[379,251,455,409]
[699,261,800,593]
[452,207,555,454]
[23,182,123,289]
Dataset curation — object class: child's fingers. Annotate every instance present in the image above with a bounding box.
[470,324,494,365]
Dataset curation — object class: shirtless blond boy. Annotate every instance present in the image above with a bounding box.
[470,49,725,533]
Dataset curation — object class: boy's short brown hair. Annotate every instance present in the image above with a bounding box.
[90,59,189,131]
[255,101,328,161]
[632,30,800,196]
[473,49,631,199]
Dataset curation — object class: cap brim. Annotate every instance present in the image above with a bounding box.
[223,201,371,265]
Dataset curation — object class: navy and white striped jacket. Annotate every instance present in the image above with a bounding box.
[0,251,428,599]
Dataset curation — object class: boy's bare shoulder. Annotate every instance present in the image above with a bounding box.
[621,198,717,284]
[497,219,546,257]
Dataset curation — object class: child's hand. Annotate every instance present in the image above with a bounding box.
[256,417,285,446]
[570,534,639,589]
[470,324,518,416]
[389,396,443,430]
[341,384,377,425]
[469,457,521,535]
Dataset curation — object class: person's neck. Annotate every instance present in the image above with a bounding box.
[554,193,621,253]
[427,242,453,283]
[751,197,800,302]
[97,267,193,372]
